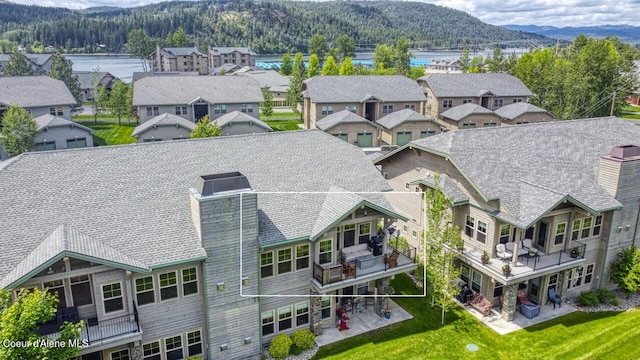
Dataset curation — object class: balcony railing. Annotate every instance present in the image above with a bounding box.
[388,237,417,263]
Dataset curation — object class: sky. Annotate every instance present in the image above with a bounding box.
[6,0,640,27]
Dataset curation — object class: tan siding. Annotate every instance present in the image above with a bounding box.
[502,112,555,125]
[441,113,501,130]
[381,121,441,145]
[597,158,622,197]
[325,122,379,146]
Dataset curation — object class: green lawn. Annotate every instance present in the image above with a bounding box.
[264,120,302,131]
[77,121,136,146]
[622,104,640,113]
[260,111,302,121]
[313,274,640,360]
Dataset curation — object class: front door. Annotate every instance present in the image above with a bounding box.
[356,133,372,147]
[536,221,549,250]
[528,277,541,304]
[396,132,412,146]
[194,104,209,121]
[365,102,376,121]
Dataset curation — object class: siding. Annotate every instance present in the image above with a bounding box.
[136,125,192,142]
[440,113,501,130]
[29,106,73,121]
[34,126,94,150]
[502,112,554,125]
[380,121,441,145]
[325,122,379,147]
[138,103,260,123]
[220,122,270,136]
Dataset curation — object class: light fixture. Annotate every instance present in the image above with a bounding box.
[617,226,623,233]
[625,225,631,231]
[46,267,55,275]
[242,276,249,286]
[244,337,252,345]
[217,282,225,291]
[220,343,228,351]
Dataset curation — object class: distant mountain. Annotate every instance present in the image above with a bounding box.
[504,25,640,44]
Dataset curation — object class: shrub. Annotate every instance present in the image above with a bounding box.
[596,288,619,305]
[576,290,599,307]
[269,333,292,359]
[609,246,640,298]
[291,329,315,350]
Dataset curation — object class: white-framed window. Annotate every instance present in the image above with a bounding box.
[462,99,472,104]
[404,104,416,110]
[593,215,603,237]
[111,349,130,360]
[142,341,161,360]
[465,215,475,238]
[358,223,371,244]
[67,138,87,149]
[321,106,334,115]
[49,106,63,116]
[569,266,584,288]
[548,273,558,293]
[102,283,123,313]
[44,279,67,308]
[159,271,178,301]
[70,275,92,306]
[146,106,159,116]
[460,264,470,283]
[554,222,566,245]
[165,335,183,360]
[476,221,487,243]
[493,99,503,107]
[135,276,155,306]
[585,263,595,284]
[321,296,331,319]
[420,130,436,138]
[187,330,203,356]
[443,100,453,108]
[213,105,226,114]
[471,271,482,293]
[581,217,593,239]
[241,104,253,113]
[278,306,292,331]
[383,105,394,114]
[277,248,292,274]
[571,219,581,241]
[296,301,309,327]
[499,224,510,243]
[412,230,417,238]
[262,310,275,336]
[182,267,198,296]
[175,106,187,115]
[296,244,310,270]
[345,105,356,113]
[261,252,274,278]
[319,239,332,264]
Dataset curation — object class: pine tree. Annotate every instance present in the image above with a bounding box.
[287,53,306,114]
[339,57,355,76]
[2,51,34,76]
[261,87,274,117]
[0,105,38,157]
[280,53,293,76]
[48,53,81,104]
[321,56,339,76]
[191,115,222,138]
[307,54,321,78]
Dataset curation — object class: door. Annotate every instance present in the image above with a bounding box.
[528,277,541,303]
[356,133,372,147]
[343,225,356,247]
[396,132,412,146]
[365,102,376,121]
[194,104,208,121]
[536,221,549,250]
[333,134,348,142]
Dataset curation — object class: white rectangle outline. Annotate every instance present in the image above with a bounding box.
[237,191,427,298]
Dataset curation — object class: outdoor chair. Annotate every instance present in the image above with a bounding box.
[386,250,399,268]
[496,244,512,260]
[547,288,562,309]
[522,239,539,254]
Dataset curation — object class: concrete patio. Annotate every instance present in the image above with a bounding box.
[315,299,413,346]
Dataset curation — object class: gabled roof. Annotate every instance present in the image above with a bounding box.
[132,71,199,83]
[132,113,197,137]
[73,71,114,89]
[0,53,52,66]
[35,114,94,133]
[132,76,264,106]
[494,102,555,120]
[303,75,427,103]
[161,47,205,57]
[397,117,636,228]
[209,63,242,75]
[0,76,76,107]
[232,70,290,88]
[440,103,494,122]
[316,110,381,131]
[212,110,272,132]
[419,73,533,98]
[410,173,468,205]
[209,47,256,56]
[376,109,435,129]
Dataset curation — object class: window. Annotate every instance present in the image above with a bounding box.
[493,99,503,107]
[213,105,226,114]
[412,230,417,238]
[277,248,292,274]
[358,223,371,244]
[461,123,476,129]
[319,239,332,264]
[165,335,183,360]
[420,130,436,138]
[175,106,187,115]
[593,215,602,236]
[513,98,522,103]
[585,264,594,284]
[146,106,159,116]
[345,106,356,113]
[460,265,470,283]
[476,221,487,243]
[483,122,497,127]
[493,281,504,298]
[321,296,331,319]
[135,276,154,306]
[67,138,87,149]
[404,104,416,110]
[581,217,593,239]
[571,219,581,241]
[296,244,310,270]
[70,275,92,306]
[515,121,529,125]
[357,282,368,295]
[278,306,292,331]
[182,268,198,296]
[383,105,394,114]
[548,274,558,292]
[465,215,475,238]
[241,104,253,113]
[44,280,67,308]
[262,310,275,335]
[321,106,334,115]
[554,223,566,245]
[159,272,178,301]
[296,301,309,326]
[333,133,348,142]
[187,330,203,356]
[111,349,130,360]
[499,224,510,244]
[443,100,453,108]
[143,138,163,142]
[102,283,123,313]
[49,106,63,116]
[35,141,56,151]
[471,271,482,293]
[569,266,584,288]
[261,252,273,278]
[143,341,161,360]
[462,99,472,104]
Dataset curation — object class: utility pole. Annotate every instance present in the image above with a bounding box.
[610,90,617,116]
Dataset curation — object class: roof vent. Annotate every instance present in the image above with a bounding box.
[608,145,640,160]
[196,172,251,196]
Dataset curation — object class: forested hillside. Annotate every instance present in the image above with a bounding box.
[0,0,550,54]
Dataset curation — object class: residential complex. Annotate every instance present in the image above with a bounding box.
[0,53,53,76]
[74,71,116,102]
[149,47,257,74]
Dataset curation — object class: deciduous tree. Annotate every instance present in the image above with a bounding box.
[127,29,154,72]
[48,53,81,104]
[2,51,34,76]
[373,44,395,70]
[459,48,471,73]
[609,246,640,298]
[261,87,274,117]
[339,57,355,76]
[395,36,412,77]
[105,80,129,125]
[286,53,306,114]
[0,105,38,157]
[322,55,339,76]
[336,34,356,62]
[280,53,293,76]
[191,115,221,138]
[308,35,328,63]
[307,54,321,78]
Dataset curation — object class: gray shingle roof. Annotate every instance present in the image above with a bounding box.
[132,113,197,137]
[376,109,435,129]
[420,73,533,98]
[73,71,113,89]
[440,103,494,122]
[303,75,427,103]
[0,130,394,284]
[0,76,76,107]
[212,110,272,131]
[232,70,290,89]
[132,76,264,106]
[131,71,199,83]
[406,117,637,228]
[209,47,256,56]
[162,47,205,57]
[410,173,468,205]
[494,102,555,120]
[35,114,94,133]
[316,110,381,131]
[0,53,52,66]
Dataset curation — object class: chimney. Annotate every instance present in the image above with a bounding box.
[597,145,640,198]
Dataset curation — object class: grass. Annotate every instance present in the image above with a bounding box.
[77,121,136,146]
[264,120,302,131]
[260,110,302,121]
[312,274,640,360]
[622,104,640,113]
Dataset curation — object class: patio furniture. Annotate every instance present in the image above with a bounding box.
[547,288,562,309]
[341,244,371,263]
[520,302,540,319]
[505,241,527,257]
[496,244,512,260]
[522,252,540,265]
[469,293,492,316]
[385,250,399,268]
[517,289,530,305]
[341,261,355,278]
[522,239,539,255]
[358,254,375,269]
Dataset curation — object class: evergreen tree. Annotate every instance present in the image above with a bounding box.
[2,51,34,76]
[127,29,154,72]
[48,53,81,104]
[321,55,339,76]
[0,105,38,157]
[172,27,189,47]
[339,57,355,76]
[307,54,321,78]
[261,87,274,117]
[336,34,356,62]
[191,115,221,138]
[459,48,471,73]
[280,53,293,76]
[486,47,506,73]
[287,53,306,114]
[395,36,412,77]
[308,35,328,63]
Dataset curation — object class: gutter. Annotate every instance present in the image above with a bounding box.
[202,259,212,359]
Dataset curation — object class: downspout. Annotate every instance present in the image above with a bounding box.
[202,259,212,360]
[258,251,264,355]
[632,204,640,247]
[598,212,615,289]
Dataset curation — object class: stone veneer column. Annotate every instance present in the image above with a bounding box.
[501,283,518,321]
[309,288,323,336]
[556,270,567,299]
[131,342,143,360]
